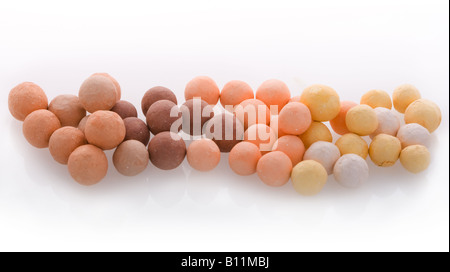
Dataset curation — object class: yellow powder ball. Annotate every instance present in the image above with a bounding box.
[335,133,368,159]
[400,145,430,173]
[300,84,340,121]
[404,99,441,133]
[299,121,332,149]
[360,89,392,109]
[291,160,328,196]
[369,134,402,167]
[346,104,378,136]
[392,84,421,113]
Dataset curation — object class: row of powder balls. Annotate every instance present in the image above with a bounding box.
[8,74,442,196]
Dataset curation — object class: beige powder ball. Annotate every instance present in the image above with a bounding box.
[49,127,87,164]
[300,84,340,121]
[370,107,400,139]
[346,104,378,136]
[404,99,441,133]
[360,89,392,109]
[85,110,126,150]
[335,133,369,159]
[187,139,221,172]
[48,94,86,127]
[400,145,430,174]
[68,144,108,186]
[369,134,402,167]
[393,84,421,113]
[79,74,117,113]
[113,140,149,176]
[299,121,332,149]
[22,109,61,148]
[291,160,328,196]
[92,73,121,101]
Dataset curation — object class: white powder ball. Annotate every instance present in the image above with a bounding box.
[333,154,369,188]
[370,107,400,139]
[396,123,431,149]
[303,141,341,175]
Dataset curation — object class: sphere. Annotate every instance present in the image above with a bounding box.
[185,76,220,105]
[333,154,369,188]
[272,135,305,166]
[329,101,357,135]
[346,104,378,136]
[278,102,312,135]
[303,141,341,175]
[92,72,121,101]
[360,89,392,109]
[23,109,61,148]
[204,113,245,152]
[255,79,291,114]
[84,110,126,150]
[181,98,214,135]
[404,99,441,133]
[396,123,431,149]
[111,100,138,119]
[79,74,117,113]
[244,124,277,153]
[220,80,254,108]
[291,160,328,196]
[234,98,270,129]
[400,145,430,174]
[370,107,400,139]
[393,84,421,113]
[113,140,149,176]
[335,133,368,159]
[8,82,48,121]
[123,117,150,146]
[256,151,292,187]
[187,139,221,172]
[299,121,332,149]
[148,131,186,170]
[228,142,262,176]
[369,134,401,167]
[49,127,87,164]
[146,100,181,135]
[141,86,177,115]
[300,84,340,121]
[68,144,108,186]
[48,94,86,127]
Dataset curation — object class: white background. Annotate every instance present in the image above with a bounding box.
[0,0,448,252]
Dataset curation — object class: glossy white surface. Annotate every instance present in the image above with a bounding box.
[0,0,448,252]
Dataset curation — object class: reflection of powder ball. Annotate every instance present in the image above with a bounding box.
[396,123,431,149]
[23,109,61,148]
[8,82,48,121]
[333,154,369,188]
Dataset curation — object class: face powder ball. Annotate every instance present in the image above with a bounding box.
[256,151,292,187]
[400,145,430,174]
[146,100,181,135]
[181,98,214,135]
[272,135,305,166]
[77,115,89,133]
[278,102,312,135]
[113,140,149,176]
[393,84,421,113]
[404,99,441,133]
[22,109,61,148]
[345,104,378,136]
[234,98,270,129]
[244,124,277,153]
[396,123,431,149]
[369,134,402,167]
[148,131,186,170]
[8,82,48,121]
[303,141,341,175]
[291,160,328,196]
[335,133,369,159]
[79,74,117,113]
[300,84,340,121]
[220,80,254,109]
[49,127,87,164]
[329,101,357,135]
[360,89,392,109]
[187,138,221,172]
[48,94,86,127]
[84,110,126,150]
[228,142,262,176]
[255,79,291,114]
[68,144,108,186]
[141,86,177,115]
[370,107,400,139]
[333,154,369,188]
[111,100,138,119]
[299,121,332,149]
[92,72,121,101]
[205,113,245,152]
[185,76,220,105]
[123,117,150,146]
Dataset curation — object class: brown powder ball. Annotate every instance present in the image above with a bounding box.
[256,79,291,114]
[8,82,48,121]
[79,74,117,113]
[92,72,121,101]
[85,110,126,150]
[228,142,262,176]
[22,109,61,148]
[220,80,254,109]
[111,100,138,119]
[204,113,245,152]
[48,94,86,127]
[299,121,332,149]
[148,131,186,170]
[123,117,150,146]
[244,124,277,153]
[187,139,221,172]
[141,86,177,115]
[234,98,270,129]
[272,135,305,166]
[49,127,87,164]
[113,140,149,176]
[78,115,89,134]
[257,151,292,187]
[146,100,181,135]
[278,102,312,135]
[181,98,214,135]
[68,144,108,186]
[185,76,220,105]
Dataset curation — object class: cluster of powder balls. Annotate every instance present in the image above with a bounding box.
[8,74,442,196]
